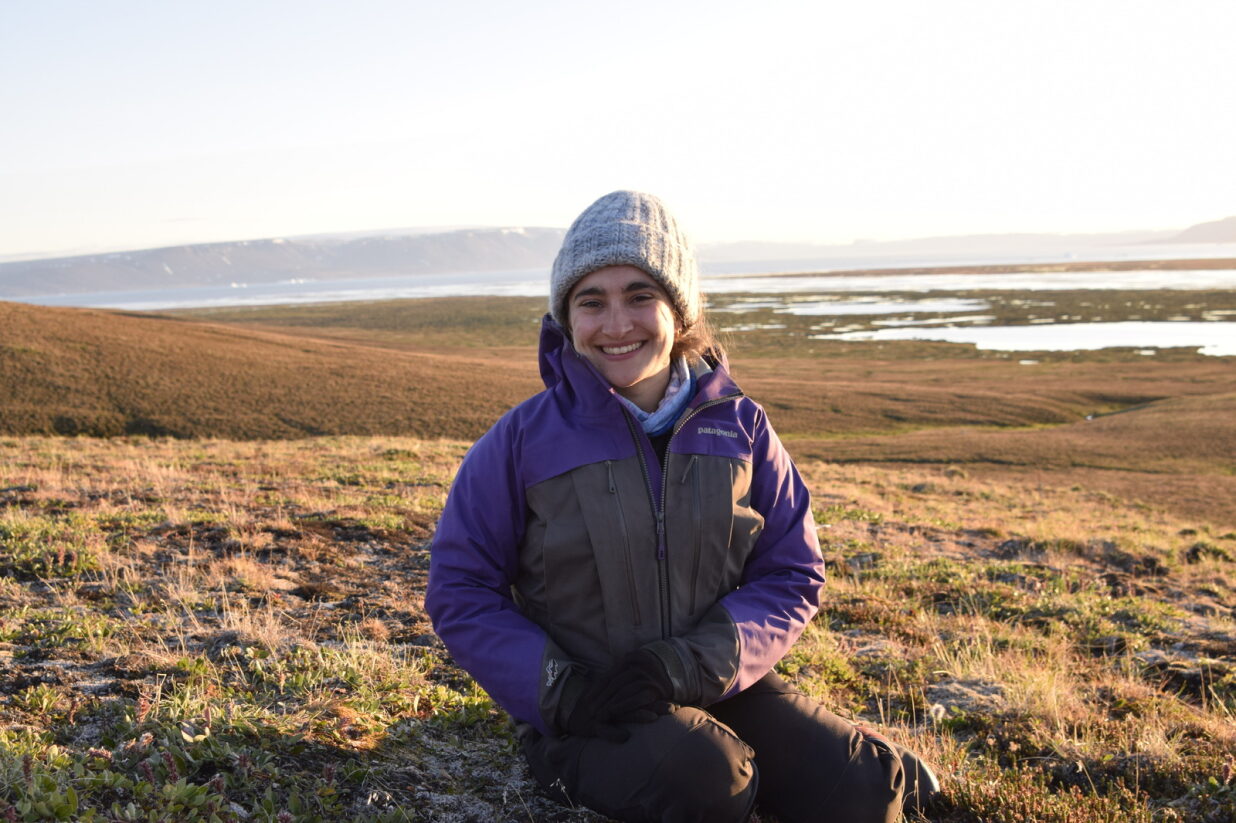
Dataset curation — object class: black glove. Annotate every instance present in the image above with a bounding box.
[589,648,675,724]
[561,649,675,741]
[562,675,632,742]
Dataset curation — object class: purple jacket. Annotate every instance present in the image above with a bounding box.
[426,317,824,735]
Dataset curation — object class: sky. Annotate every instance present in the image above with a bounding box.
[2,0,1235,260]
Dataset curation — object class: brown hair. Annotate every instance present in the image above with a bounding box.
[672,309,724,363]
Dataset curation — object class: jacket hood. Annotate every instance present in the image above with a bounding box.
[537,314,571,391]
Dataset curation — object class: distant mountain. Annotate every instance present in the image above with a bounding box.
[0,227,565,298]
[696,230,1175,263]
[3,216,1232,299]
[1157,216,1236,244]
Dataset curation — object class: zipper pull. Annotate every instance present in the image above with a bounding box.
[656,510,666,560]
[606,460,616,494]
[680,455,697,485]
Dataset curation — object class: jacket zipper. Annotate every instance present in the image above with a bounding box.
[622,391,743,639]
[682,455,701,614]
[621,411,669,636]
[607,460,642,625]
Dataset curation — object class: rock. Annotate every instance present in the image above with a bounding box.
[203,630,263,661]
[1134,649,1171,667]
[926,678,1008,714]
[845,552,881,572]
[1088,634,1130,656]
[993,571,1043,593]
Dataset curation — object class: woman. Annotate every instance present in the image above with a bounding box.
[426,191,938,822]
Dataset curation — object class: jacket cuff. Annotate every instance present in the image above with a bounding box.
[551,669,588,735]
[539,642,586,736]
[644,640,697,705]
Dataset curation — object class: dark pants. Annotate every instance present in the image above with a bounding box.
[521,672,918,823]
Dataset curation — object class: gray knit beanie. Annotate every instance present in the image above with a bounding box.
[550,190,700,328]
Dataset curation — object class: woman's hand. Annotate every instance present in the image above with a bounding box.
[562,677,632,742]
[562,649,675,741]
[593,648,675,721]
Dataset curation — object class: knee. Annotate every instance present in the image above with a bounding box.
[647,712,758,823]
[841,737,905,823]
[845,727,941,823]
[780,725,906,823]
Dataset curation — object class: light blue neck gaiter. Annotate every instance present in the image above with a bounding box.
[614,356,696,436]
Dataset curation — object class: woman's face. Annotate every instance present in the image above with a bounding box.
[567,265,678,412]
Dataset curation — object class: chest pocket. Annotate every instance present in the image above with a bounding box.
[667,455,764,626]
[521,459,660,667]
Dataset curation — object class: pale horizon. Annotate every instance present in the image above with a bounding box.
[1,218,1213,268]
[3,0,1234,260]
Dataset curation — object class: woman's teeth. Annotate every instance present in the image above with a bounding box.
[602,342,642,355]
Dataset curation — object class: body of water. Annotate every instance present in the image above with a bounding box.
[772,298,992,316]
[14,251,1235,356]
[21,268,552,312]
[19,267,1236,312]
[706,269,1236,294]
[812,321,1236,357]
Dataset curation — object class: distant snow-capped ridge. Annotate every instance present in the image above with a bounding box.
[1157,216,1236,244]
[0,227,566,298]
[4,213,1234,299]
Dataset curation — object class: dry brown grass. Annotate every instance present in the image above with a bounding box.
[2,434,1233,821]
[0,300,540,439]
[3,276,1235,818]
[788,390,1236,528]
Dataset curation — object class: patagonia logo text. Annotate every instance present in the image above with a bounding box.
[545,659,561,687]
[697,426,739,439]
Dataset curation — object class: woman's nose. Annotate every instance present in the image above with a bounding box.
[601,305,634,335]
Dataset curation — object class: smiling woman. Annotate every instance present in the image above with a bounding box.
[426,191,939,822]
[566,265,679,411]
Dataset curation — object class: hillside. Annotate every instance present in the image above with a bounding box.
[1161,215,1236,244]
[5,296,1232,444]
[4,297,1235,528]
[0,300,540,440]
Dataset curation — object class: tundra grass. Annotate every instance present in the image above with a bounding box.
[176,288,1235,362]
[167,292,1236,527]
[6,294,1234,447]
[0,300,542,441]
[2,436,1233,821]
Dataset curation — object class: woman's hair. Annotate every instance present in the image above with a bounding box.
[672,308,725,362]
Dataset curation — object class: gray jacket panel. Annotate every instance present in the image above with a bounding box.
[521,452,762,726]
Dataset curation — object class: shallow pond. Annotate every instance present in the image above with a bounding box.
[811,321,1236,356]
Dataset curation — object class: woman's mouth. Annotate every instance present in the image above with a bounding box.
[601,342,643,356]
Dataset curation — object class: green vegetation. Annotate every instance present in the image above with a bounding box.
[1,437,1233,821]
[181,296,547,351]
[1,262,1234,819]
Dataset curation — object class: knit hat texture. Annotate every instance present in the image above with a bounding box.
[550,190,700,328]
